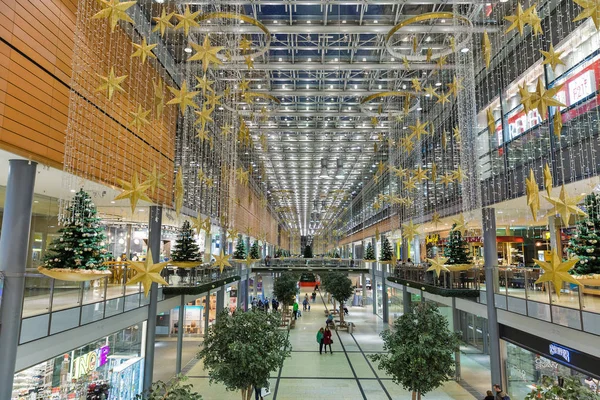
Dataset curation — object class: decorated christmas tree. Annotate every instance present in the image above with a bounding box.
[333,250,340,258]
[250,240,260,259]
[380,237,393,261]
[171,221,201,262]
[303,244,313,258]
[568,193,600,275]
[44,189,107,270]
[233,237,247,259]
[444,224,471,264]
[365,242,375,260]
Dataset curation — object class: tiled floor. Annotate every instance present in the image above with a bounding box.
[178,288,490,399]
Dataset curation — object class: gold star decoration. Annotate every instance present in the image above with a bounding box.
[436,55,447,69]
[409,119,429,141]
[402,56,410,70]
[188,35,224,73]
[452,214,468,236]
[426,48,433,62]
[375,227,380,241]
[404,177,418,190]
[236,167,249,186]
[244,56,254,69]
[553,111,563,139]
[431,211,442,226]
[544,162,553,196]
[142,164,166,195]
[96,67,127,100]
[227,227,239,240]
[453,166,468,182]
[518,83,533,113]
[205,177,214,187]
[544,185,587,226]
[373,200,381,211]
[525,168,541,221]
[201,217,212,234]
[573,0,600,30]
[206,92,222,110]
[194,105,214,129]
[449,37,456,52]
[431,162,438,182]
[377,161,387,175]
[486,107,496,135]
[525,4,543,36]
[453,126,461,143]
[152,8,175,37]
[532,78,566,119]
[534,250,581,298]
[435,91,451,105]
[174,5,200,36]
[195,74,214,95]
[239,37,252,51]
[371,116,379,127]
[447,76,463,97]
[91,0,136,32]
[411,78,422,92]
[239,78,250,93]
[114,172,152,213]
[427,256,449,277]
[220,124,232,137]
[424,85,438,98]
[504,3,530,35]
[166,81,199,115]
[402,220,421,242]
[190,213,204,234]
[442,130,448,150]
[129,104,151,130]
[413,166,428,181]
[153,78,165,118]
[127,249,168,297]
[540,44,565,72]
[196,126,210,141]
[174,167,184,216]
[482,30,492,69]
[131,38,157,65]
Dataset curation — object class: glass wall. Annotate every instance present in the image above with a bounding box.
[387,286,404,324]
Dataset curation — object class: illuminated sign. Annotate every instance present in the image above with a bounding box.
[549,343,571,363]
[425,234,439,245]
[568,70,596,105]
[73,345,110,380]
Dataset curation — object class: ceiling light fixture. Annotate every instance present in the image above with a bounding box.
[184,47,192,53]
[461,47,470,53]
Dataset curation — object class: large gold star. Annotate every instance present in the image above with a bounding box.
[452,214,468,236]
[533,78,566,119]
[573,0,600,30]
[453,166,468,182]
[435,91,451,105]
[453,126,461,143]
[91,0,136,32]
[239,78,251,92]
[553,111,563,139]
[427,256,449,277]
[188,36,224,73]
[402,56,410,70]
[244,56,255,70]
[404,177,417,190]
[131,38,157,64]
[411,78,422,92]
[424,85,438,98]
[127,249,168,297]
[213,251,232,273]
[430,162,437,182]
[201,217,212,234]
[482,30,492,69]
[545,185,587,226]
[142,164,166,195]
[534,250,581,298]
[190,212,204,234]
[152,8,175,37]
[525,4,543,36]
[413,166,428,181]
[166,81,199,115]
[96,67,127,100]
[129,104,151,130]
[239,37,252,52]
[227,227,239,240]
[236,167,249,186]
[518,83,533,113]
[431,211,442,226]
[153,78,165,118]
[174,5,200,36]
[195,74,214,95]
[447,76,463,97]
[504,3,529,35]
[114,172,152,213]
[440,173,455,186]
[540,44,565,72]
[174,167,184,216]
[402,220,421,242]
[525,168,540,221]
[436,55,448,69]
[206,92,222,109]
[544,162,553,196]
[377,161,387,175]
[196,126,210,141]
[486,107,496,135]
[194,105,214,128]
[409,119,429,141]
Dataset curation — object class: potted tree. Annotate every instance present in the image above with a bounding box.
[364,242,376,262]
[444,223,472,272]
[232,237,247,260]
[369,302,460,400]
[379,237,394,263]
[171,220,202,268]
[525,375,600,400]
[321,271,354,326]
[273,272,298,318]
[249,240,261,261]
[198,310,292,400]
[568,193,600,286]
[136,376,202,399]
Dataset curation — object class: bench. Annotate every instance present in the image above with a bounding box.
[335,320,355,333]
[289,319,296,329]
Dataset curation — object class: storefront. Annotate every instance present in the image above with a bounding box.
[501,325,600,399]
[12,324,144,399]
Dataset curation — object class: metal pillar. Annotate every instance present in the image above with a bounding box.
[361,273,367,307]
[175,295,185,374]
[401,238,409,261]
[143,206,162,392]
[548,216,562,257]
[216,288,225,318]
[412,236,421,262]
[382,273,389,323]
[204,293,210,336]
[0,160,37,400]
[482,208,502,390]
[402,285,411,313]
[371,263,377,315]
[204,232,212,262]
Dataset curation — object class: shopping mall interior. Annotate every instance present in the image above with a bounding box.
[2,0,600,399]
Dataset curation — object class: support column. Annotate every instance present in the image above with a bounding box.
[143,206,162,392]
[402,285,411,313]
[412,237,421,262]
[204,231,212,263]
[482,208,502,390]
[216,288,225,318]
[371,262,377,315]
[361,273,367,307]
[204,293,210,336]
[0,160,37,399]
[175,295,185,374]
[548,216,562,257]
[382,273,389,323]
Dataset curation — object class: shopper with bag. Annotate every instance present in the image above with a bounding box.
[323,326,333,354]
[317,327,325,354]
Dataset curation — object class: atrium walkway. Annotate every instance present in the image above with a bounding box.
[157,287,491,399]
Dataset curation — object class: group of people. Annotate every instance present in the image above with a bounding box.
[483,384,510,400]
[251,297,280,313]
[316,326,333,354]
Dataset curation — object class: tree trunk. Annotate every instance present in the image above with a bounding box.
[339,302,345,324]
[418,392,421,400]
[241,387,247,400]
[412,391,417,400]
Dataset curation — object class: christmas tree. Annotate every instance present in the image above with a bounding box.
[233,237,247,259]
[44,189,107,270]
[444,224,471,264]
[568,193,600,275]
[303,244,313,258]
[333,250,340,258]
[380,237,393,261]
[250,240,260,259]
[171,221,201,262]
[365,242,375,260]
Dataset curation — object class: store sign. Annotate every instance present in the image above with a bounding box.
[425,234,439,245]
[549,343,571,363]
[568,70,596,104]
[73,345,110,380]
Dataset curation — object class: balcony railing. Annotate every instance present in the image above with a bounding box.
[389,264,482,297]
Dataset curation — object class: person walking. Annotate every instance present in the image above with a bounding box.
[302,297,308,311]
[271,298,277,312]
[317,327,325,354]
[264,298,270,312]
[483,390,495,400]
[323,326,333,354]
[293,301,299,320]
[311,291,317,303]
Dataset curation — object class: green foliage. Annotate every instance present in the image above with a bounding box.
[365,242,376,260]
[250,240,260,259]
[44,189,107,270]
[233,237,247,259]
[135,376,202,400]
[369,302,460,397]
[171,221,201,262]
[380,237,394,261]
[444,224,471,265]
[273,272,298,307]
[321,271,354,323]
[568,193,600,275]
[303,244,313,258]
[333,250,340,258]
[525,376,600,400]
[197,310,292,398]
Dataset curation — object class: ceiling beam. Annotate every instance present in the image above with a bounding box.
[183,1,496,8]
[212,62,449,71]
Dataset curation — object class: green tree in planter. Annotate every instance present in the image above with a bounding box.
[568,193,600,275]
[171,221,201,262]
[233,237,247,260]
[380,237,393,261]
[249,240,260,260]
[44,189,107,270]
[369,302,460,400]
[321,271,354,324]
[198,310,292,400]
[365,242,376,261]
[136,376,202,400]
[444,224,471,265]
[273,272,298,312]
[303,244,313,258]
[525,375,600,400]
